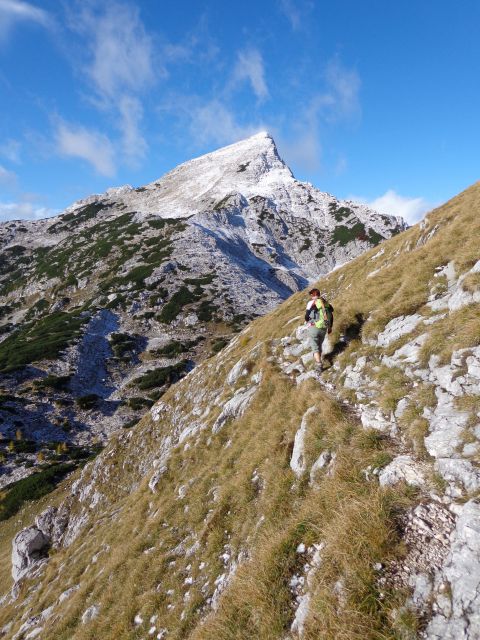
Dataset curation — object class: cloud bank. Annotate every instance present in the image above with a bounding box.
[367,189,432,225]
[55,121,116,177]
[0,0,52,40]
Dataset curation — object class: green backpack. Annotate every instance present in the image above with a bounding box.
[310,300,334,330]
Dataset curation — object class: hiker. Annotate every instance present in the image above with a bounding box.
[305,288,334,372]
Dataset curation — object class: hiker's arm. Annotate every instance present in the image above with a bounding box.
[304,301,312,323]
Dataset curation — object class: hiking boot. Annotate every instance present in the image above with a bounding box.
[314,363,324,374]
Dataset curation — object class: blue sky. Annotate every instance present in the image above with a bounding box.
[1,0,479,224]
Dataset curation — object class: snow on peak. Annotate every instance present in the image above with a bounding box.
[155,130,293,197]
[96,133,295,219]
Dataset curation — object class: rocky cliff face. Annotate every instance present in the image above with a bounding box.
[0,132,404,488]
[1,180,479,639]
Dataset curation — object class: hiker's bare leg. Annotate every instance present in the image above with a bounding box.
[313,351,321,364]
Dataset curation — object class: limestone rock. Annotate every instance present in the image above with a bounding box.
[359,404,396,436]
[375,314,423,348]
[82,604,100,624]
[12,526,50,582]
[424,389,470,459]
[424,500,480,639]
[290,407,316,478]
[149,465,168,493]
[226,357,248,386]
[378,455,425,487]
[309,450,332,485]
[212,384,259,434]
[435,458,480,497]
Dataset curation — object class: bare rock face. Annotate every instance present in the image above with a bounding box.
[11,506,68,584]
[12,527,50,583]
[424,500,480,639]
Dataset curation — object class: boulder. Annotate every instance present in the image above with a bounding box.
[12,526,50,582]
[290,407,316,478]
[378,455,425,487]
[212,384,259,434]
[81,604,100,624]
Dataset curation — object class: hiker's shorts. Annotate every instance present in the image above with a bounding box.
[307,326,326,353]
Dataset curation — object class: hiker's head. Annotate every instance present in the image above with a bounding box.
[309,288,321,298]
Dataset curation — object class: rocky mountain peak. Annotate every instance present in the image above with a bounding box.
[80,131,294,220]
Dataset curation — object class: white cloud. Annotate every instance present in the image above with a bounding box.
[0,200,57,222]
[366,189,431,225]
[75,2,155,100]
[0,138,21,163]
[276,94,325,173]
[55,121,116,177]
[62,2,155,172]
[231,48,269,101]
[118,95,147,165]
[323,57,361,121]
[0,0,51,40]
[0,164,17,187]
[275,58,360,175]
[279,0,313,31]
[278,127,321,174]
[186,99,262,147]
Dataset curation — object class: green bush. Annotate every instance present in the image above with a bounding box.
[184,274,216,286]
[153,338,202,357]
[157,286,201,323]
[197,299,218,322]
[76,394,100,410]
[127,396,154,410]
[10,439,36,453]
[331,222,367,247]
[133,360,188,390]
[109,333,136,358]
[0,312,88,373]
[61,202,105,224]
[24,298,50,321]
[211,338,229,353]
[0,463,75,521]
[33,375,71,391]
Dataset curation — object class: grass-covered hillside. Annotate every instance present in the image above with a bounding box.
[0,181,478,640]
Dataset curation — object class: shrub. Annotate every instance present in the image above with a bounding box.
[153,338,202,357]
[211,338,229,353]
[331,223,367,246]
[76,394,100,410]
[132,360,188,390]
[157,286,200,323]
[0,463,75,521]
[126,396,154,410]
[197,299,218,322]
[0,311,88,372]
[33,375,71,391]
[109,333,137,358]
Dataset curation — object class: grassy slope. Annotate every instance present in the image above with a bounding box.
[0,182,479,639]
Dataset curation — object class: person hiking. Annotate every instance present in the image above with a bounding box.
[305,288,334,372]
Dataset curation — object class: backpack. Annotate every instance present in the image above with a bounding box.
[309,299,334,330]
